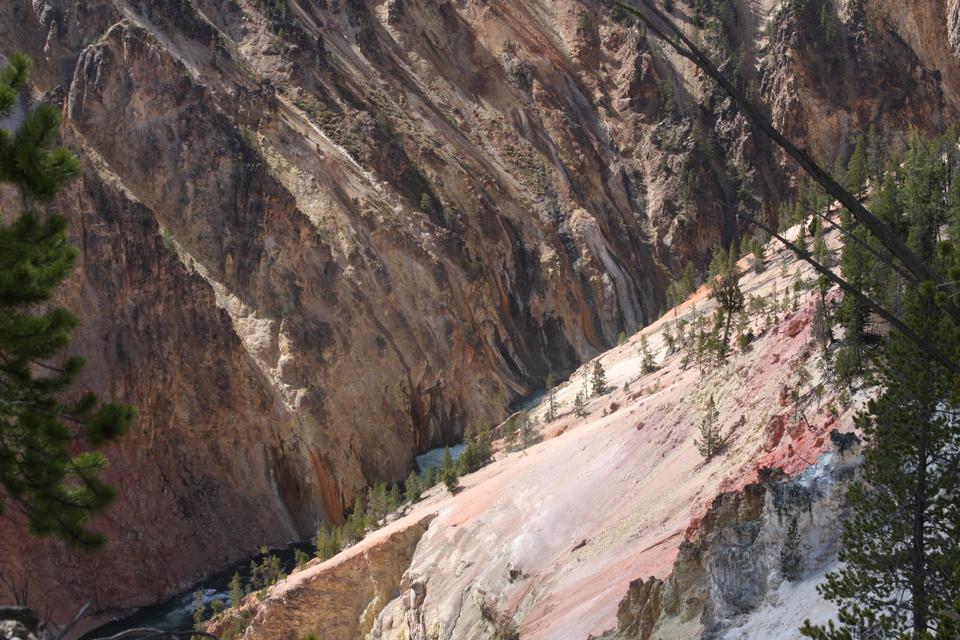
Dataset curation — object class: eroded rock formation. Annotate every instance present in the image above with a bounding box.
[208,512,435,640]
[0,0,957,629]
[603,436,861,640]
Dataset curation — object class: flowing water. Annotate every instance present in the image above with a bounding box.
[83,444,465,636]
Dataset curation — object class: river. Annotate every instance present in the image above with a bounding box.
[82,444,466,637]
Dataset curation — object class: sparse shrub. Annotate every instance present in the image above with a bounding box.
[293,548,310,568]
[419,192,432,212]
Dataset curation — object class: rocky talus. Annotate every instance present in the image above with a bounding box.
[0,0,957,629]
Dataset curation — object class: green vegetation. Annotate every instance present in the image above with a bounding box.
[639,334,656,373]
[574,392,587,417]
[667,263,697,307]
[801,284,960,638]
[192,590,206,637]
[591,361,608,396]
[248,547,285,593]
[708,243,745,360]
[314,522,340,561]
[458,425,493,474]
[229,571,244,610]
[0,53,137,549]
[694,395,725,461]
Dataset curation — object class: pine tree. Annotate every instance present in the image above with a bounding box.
[0,53,137,548]
[343,495,367,543]
[444,469,459,493]
[248,547,284,592]
[229,571,244,610]
[367,481,388,525]
[709,247,745,360]
[801,284,960,638]
[192,590,206,634]
[846,138,869,197]
[404,469,422,503]
[314,522,340,560]
[695,395,725,461]
[639,334,656,373]
[591,361,607,396]
[294,548,310,568]
[574,392,586,417]
[387,483,401,513]
[663,322,677,354]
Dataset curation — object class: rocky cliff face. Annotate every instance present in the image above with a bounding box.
[604,438,861,639]
[214,225,864,640]
[0,0,957,629]
[208,512,435,640]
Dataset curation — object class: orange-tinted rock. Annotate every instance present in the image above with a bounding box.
[764,415,787,452]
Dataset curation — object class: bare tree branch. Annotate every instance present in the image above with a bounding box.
[53,600,91,640]
[736,209,958,373]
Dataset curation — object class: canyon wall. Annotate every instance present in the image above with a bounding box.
[0,0,957,627]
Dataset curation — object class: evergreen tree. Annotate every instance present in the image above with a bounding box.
[695,395,725,461]
[443,469,459,493]
[248,547,284,592]
[441,446,460,493]
[591,361,607,396]
[441,446,454,477]
[801,284,960,638]
[709,246,745,359]
[662,322,677,354]
[404,469,422,503]
[639,334,656,373]
[813,218,831,268]
[545,373,556,422]
[0,53,136,548]
[229,571,244,610]
[836,210,871,379]
[343,495,367,543]
[293,548,310,567]
[314,522,340,560]
[574,392,586,417]
[192,590,206,634]
[846,137,869,197]
[367,480,388,525]
[387,483,401,513]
